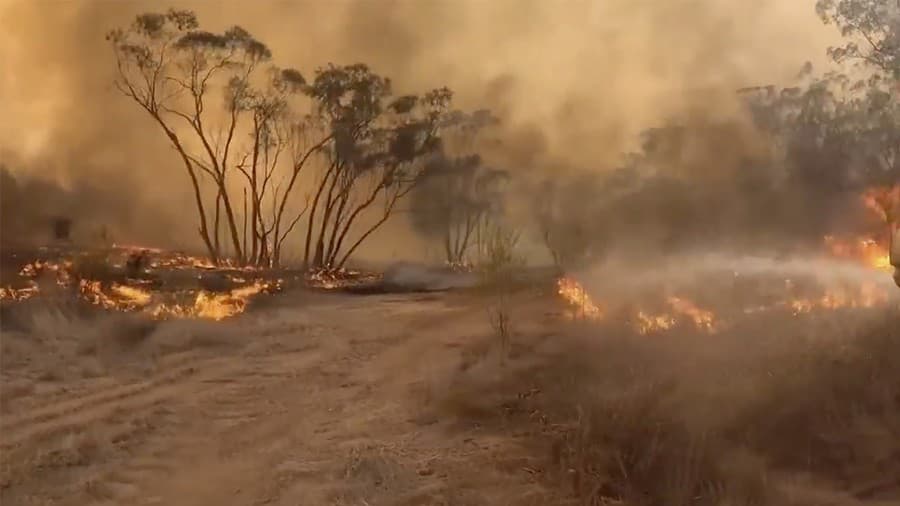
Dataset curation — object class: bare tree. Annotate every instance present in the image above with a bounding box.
[108,13,454,269]
[107,10,273,264]
[233,67,327,267]
[300,67,453,270]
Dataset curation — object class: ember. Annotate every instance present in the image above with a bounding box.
[305,268,380,289]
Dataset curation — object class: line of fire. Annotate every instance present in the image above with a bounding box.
[1,184,897,328]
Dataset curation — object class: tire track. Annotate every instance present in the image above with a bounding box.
[67,349,332,506]
[0,350,214,432]
[0,355,238,452]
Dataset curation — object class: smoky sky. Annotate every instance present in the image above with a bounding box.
[0,0,841,258]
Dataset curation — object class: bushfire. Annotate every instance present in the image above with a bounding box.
[556,186,899,333]
[556,271,894,334]
[0,249,282,321]
[556,278,728,335]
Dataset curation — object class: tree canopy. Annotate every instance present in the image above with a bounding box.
[108,9,464,268]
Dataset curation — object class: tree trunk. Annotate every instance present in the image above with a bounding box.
[250,118,261,264]
[157,120,218,262]
[314,170,343,269]
[214,190,222,256]
[216,175,245,264]
[303,163,337,269]
[325,190,350,264]
[327,184,383,268]
[443,230,453,264]
[242,187,248,258]
[336,210,394,269]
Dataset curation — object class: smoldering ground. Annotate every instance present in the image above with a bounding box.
[0,0,843,259]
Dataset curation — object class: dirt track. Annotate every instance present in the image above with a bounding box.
[0,290,555,506]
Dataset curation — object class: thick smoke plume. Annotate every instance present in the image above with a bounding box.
[0,0,840,258]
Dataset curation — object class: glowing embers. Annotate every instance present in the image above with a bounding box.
[0,282,40,301]
[305,268,380,289]
[787,281,889,315]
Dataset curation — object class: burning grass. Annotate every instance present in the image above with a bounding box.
[304,267,381,289]
[0,246,284,321]
[555,256,897,335]
[0,244,394,322]
[438,296,900,506]
[552,190,897,335]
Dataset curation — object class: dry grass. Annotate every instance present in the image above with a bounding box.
[437,305,900,506]
[0,294,239,393]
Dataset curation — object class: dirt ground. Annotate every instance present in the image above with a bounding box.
[1,285,899,506]
[0,288,567,506]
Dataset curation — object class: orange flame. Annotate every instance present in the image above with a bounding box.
[862,184,900,224]
[1,253,280,320]
[149,281,278,321]
[556,276,604,319]
[556,277,719,334]
[555,275,891,334]
[823,235,891,271]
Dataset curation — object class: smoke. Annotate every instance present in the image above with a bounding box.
[0,0,840,257]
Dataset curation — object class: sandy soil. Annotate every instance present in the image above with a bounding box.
[0,289,563,506]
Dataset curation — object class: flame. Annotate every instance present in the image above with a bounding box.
[555,275,892,334]
[862,184,900,224]
[112,243,263,272]
[556,277,718,333]
[635,311,676,333]
[19,259,74,281]
[556,277,604,319]
[789,281,889,314]
[0,282,40,301]
[305,268,380,289]
[149,281,277,321]
[1,251,281,320]
[110,284,153,306]
[667,296,717,332]
[823,235,891,271]
[817,185,899,272]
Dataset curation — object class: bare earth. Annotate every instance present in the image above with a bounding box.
[3,285,900,506]
[1,289,557,506]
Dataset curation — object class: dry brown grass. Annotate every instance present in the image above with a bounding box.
[0,294,239,392]
[437,304,900,506]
